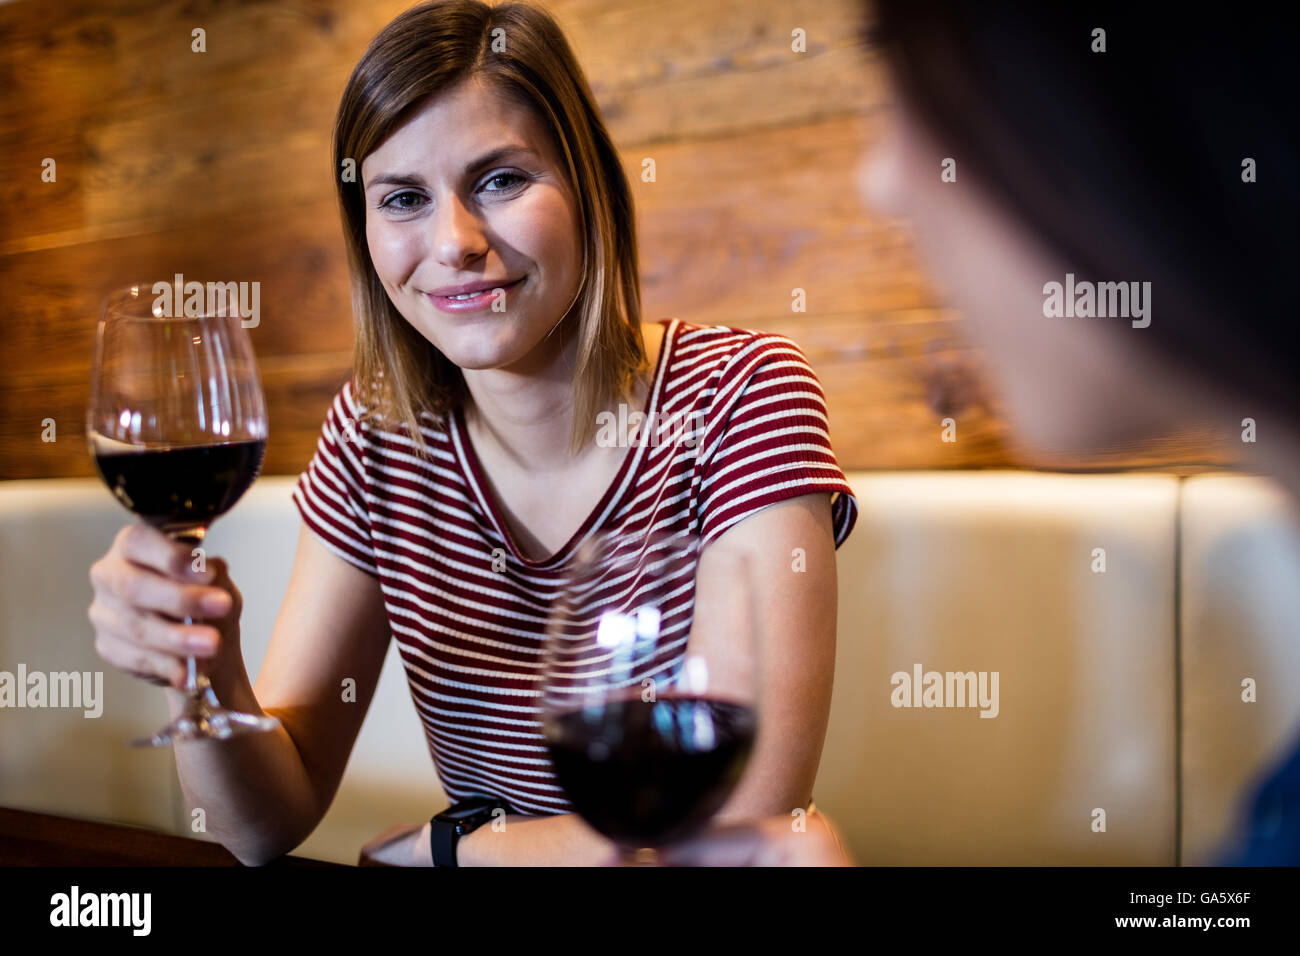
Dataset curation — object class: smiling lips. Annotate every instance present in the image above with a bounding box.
[427,276,524,313]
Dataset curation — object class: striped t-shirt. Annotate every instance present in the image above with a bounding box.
[292,318,859,815]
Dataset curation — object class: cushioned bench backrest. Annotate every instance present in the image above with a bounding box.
[819,472,1180,865]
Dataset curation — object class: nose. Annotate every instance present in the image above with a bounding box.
[431,192,489,271]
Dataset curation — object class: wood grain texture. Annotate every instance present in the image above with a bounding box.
[0,0,1243,480]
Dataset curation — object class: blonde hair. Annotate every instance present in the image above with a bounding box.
[333,0,644,456]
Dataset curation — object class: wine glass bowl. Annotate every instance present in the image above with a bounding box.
[541,530,759,863]
[87,280,280,746]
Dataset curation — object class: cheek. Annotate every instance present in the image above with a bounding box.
[365,218,417,283]
[864,112,1196,455]
[499,188,581,281]
[889,161,1112,444]
[857,115,906,218]
[908,191,1187,452]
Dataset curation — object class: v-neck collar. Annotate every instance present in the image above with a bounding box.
[450,318,678,570]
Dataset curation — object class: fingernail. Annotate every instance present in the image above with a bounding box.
[202,592,231,616]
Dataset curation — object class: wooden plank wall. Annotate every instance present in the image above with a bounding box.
[0,0,1240,480]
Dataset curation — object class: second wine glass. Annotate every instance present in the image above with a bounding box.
[541,529,760,865]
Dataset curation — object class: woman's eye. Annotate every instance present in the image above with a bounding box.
[377,173,525,213]
[481,171,527,194]
[381,191,425,211]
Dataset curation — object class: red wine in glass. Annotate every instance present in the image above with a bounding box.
[87,281,281,747]
[542,530,760,864]
[546,692,757,848]
[91,439,267,536]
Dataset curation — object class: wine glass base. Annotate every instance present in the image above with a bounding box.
[130,688,281,748]
[620,846,661,867]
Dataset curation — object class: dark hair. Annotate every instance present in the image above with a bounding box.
[868,2,1298,425]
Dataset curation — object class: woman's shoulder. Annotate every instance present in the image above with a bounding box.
[661,319,818,387]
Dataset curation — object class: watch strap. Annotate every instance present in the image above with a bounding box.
[430,816,460,867]
[429,796,512,867]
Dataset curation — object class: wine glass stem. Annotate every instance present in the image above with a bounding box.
[181,623,218,703]
[184,649,206,697]
[174,529,214,701]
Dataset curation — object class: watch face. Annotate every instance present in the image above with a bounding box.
[443,804,487,822]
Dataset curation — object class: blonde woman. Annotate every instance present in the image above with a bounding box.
[87,0,858,866]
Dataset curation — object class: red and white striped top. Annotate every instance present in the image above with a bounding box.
[292,318,859,815]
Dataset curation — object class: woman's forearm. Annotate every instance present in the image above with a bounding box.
[164,664,320,867]
[455,811,616,866]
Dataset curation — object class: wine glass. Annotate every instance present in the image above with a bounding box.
[541,528,760,865]
[87,280,281,747]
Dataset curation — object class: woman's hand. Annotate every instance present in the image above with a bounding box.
[359,822,432,866]
[88,521,244,693]
[656,810,855,867]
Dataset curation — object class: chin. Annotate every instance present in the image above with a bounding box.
[427,314,548,371]
[1005,383,1178,464]
[1012,412,1127,463]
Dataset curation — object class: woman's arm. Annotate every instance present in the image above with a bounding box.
[359,812,616,866]
[692,492,838,819]
[168,523,391,866]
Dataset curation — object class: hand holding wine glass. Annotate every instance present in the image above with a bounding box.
[86,281,280,747]
[89,520,243,688]
[654,808,856,866]
[542,529,760,865]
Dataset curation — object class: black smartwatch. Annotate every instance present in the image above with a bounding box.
[429,795,512,866]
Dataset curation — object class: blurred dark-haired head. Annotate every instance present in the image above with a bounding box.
[860,1,1297,460]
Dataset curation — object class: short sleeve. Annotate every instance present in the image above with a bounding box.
[694,334,859,549]
[292,379,380,577]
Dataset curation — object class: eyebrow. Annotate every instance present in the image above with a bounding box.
[365,145,539,191]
